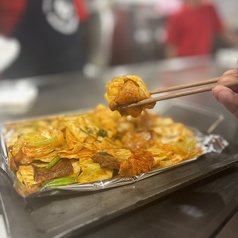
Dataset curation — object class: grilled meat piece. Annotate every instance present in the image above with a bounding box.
[92,152,120,170]
[33,159,73,183]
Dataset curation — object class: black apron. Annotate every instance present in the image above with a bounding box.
[4,0,87,79]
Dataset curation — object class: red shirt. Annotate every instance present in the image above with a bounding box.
[0,0,27,35]
[0,0,88,35]
[165,3,224,57]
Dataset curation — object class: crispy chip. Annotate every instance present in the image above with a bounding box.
[78,159,113,183]
[17,165,39,187]
[156,156,183,168]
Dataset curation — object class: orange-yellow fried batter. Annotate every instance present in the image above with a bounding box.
[119,150,155,177]
[105,75,155,117]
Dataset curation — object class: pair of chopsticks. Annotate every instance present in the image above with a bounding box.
[125,74,238,108]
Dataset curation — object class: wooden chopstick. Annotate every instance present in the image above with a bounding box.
[150,73,238,95]
[125,74,238,108]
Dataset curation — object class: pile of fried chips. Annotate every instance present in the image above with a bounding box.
[2,104,202,195]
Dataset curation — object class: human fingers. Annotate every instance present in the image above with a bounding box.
[212,85,238,119]
[218,69,238,93]
[223,68,238,76]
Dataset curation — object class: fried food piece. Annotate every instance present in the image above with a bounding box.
[92,152,120,170]
[119,150,155,177]
[33,159,74,183]
[78,158,113,183]
[121,130,157,153]
[10,129,64,165]
[105,75,155,117]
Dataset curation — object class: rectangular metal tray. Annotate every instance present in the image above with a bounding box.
[0,102,237,238]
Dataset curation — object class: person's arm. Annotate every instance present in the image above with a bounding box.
[164,43,178,58]
[210,4,238,47]
[220,29,238,47]
[212,68,238,119]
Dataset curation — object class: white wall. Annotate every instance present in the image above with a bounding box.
[213,0,238,29]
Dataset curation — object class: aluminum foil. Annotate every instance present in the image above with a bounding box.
[0,127,229,198]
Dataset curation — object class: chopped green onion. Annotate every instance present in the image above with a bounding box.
[42,177,77,188]
[86,127,93,134]
[45,155,61,169]
[161,158,169,161]
[97,129,107,137]
[27,137,58,147]
[98,151,110,155]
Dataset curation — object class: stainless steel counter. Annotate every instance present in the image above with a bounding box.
[2,55,237,142]
[1,56,238,238]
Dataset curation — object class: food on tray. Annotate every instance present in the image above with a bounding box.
[3,104,202,195]
[105,75,155,117]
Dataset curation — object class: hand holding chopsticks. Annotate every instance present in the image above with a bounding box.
[125,74,238,108]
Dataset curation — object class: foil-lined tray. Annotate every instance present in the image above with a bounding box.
[0,103,238,238]
[0,119,229,198]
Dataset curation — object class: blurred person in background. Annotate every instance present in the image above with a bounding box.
[212,68,238,119]
[0,0,88,79]
[164,0,238,58]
